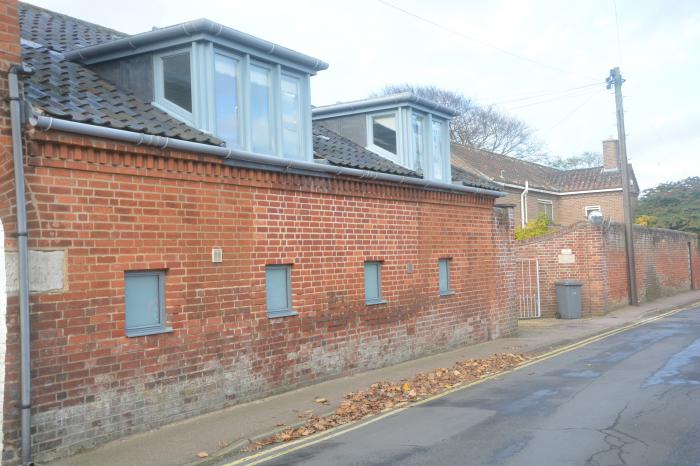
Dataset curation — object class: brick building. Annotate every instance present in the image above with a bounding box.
[451,139,640,228]
[0,2,518,463]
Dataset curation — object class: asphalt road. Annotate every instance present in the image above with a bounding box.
[231,306,700,466]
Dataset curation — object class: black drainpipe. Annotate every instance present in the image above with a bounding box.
[8,64,34,466]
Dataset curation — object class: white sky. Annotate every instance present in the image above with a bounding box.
[30,0,700,190]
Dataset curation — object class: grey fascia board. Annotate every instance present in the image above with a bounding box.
[31,115,506,198]
[312,93,459,119]
[64,18,329,73]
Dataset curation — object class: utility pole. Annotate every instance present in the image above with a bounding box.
[607,67,639,306]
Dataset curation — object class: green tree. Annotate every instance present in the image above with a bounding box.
[635,176,700,235]
[515,213,554,240]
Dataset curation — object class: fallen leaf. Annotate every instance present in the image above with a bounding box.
[197,451,209,458]
[314,397,329,404]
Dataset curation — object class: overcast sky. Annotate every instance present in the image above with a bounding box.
[31,0,699,190]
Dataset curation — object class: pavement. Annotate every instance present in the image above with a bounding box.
[43,289,700,466]
[239,302,700,466]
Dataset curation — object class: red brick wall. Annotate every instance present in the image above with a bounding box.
[605,224,700,304]
[516,222,699,318]
[0,130,517,463]
[515,223,607,318]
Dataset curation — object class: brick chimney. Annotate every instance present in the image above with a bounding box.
[602,138,619,171]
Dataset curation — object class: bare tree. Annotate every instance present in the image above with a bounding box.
[374,84,548,163]
[548,151,602,169]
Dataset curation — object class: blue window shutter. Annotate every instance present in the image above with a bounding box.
[125,271,167,336]
[364,262,381,303]
[266,265,292,315]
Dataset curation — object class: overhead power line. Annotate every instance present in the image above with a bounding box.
[484,82,603,107]
[543,88,606,134]
[498,86,604,111]
[376,0,598,81]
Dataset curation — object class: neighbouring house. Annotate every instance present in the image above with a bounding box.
[0,2,518,464]
[451,140,640,228]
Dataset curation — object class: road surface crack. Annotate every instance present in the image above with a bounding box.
[585,403,648,466]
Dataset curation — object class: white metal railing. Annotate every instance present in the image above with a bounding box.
[516,258,541,319]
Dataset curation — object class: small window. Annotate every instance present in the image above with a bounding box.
[250,64,275,154]
[537,200,554,221]
[370,114,397,156]
[439,258,453,295]
[585,205,601,219]
[265,265,296,318]
[431,120,445,181]
[124,271,170,337]
[364,261,384,304]
[214,53,241,146]
[161,52,192,112]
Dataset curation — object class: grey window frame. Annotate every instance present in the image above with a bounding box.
[364,261,386,305]
[124,270,172,337]
[439,258,454,296]
[153,47,195,124]
[265,264,297,318]
[366,112,400,162]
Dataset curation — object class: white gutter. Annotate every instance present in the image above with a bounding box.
[520,180,529,228]
[501,182,624,196]
[30,116,506,198]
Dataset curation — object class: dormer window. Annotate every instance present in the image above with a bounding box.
[155,49,193,121]
[151,45,316,160]
[369,113,398,158]
[313,94,455,182]
[213,53,241,146]
[71,20,328,163]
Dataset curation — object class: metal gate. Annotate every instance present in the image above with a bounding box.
[516,258,541,319]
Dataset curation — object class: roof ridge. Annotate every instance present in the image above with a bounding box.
[451,143,561,173]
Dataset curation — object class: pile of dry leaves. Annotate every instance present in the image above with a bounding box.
[247,352,527,451]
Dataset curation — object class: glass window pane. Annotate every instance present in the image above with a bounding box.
[214,54,240,145]
[125,273,161,330]
[250,65,274,154]
[412,114,424,171]
[281,75,302,158]
[439,259,450,293]
[266,266,289,312]
[162,52,192,112]
[364,262,381,302]
[432,120,444,180]
[372,115,397,155]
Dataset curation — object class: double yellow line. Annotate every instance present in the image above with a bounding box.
[224,302,698,466]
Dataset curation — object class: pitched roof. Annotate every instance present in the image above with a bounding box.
[19,2,127,53]
[22,43,222,144]
[17,3,497,191]
[451,144,638,193]
[312,125,418,177]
